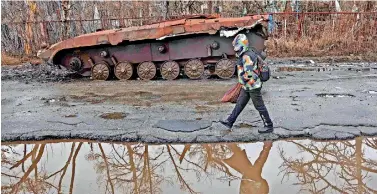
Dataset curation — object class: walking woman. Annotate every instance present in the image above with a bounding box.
[220,34,273,133]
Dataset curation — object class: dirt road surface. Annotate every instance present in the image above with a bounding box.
[2,61,377,143]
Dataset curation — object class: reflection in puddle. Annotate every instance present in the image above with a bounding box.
[316,93,355,98]
[2,137,376,194]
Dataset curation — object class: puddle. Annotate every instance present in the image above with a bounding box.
[131,91,161,100]
[276,66,335,72]
[369,90,377,94]
[100,112,127,119]
[316,93,355,98]
[64,114,77,118]
[277,66,314,72]
[274,64,373,72]
[238,123,257,128]
[2,137,376,194]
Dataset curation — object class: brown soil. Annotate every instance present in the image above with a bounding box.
[61,80,234,106]
[195,105,214,113]
[100,112,127,119]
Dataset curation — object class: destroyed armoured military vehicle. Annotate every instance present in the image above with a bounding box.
[37,14,269,80]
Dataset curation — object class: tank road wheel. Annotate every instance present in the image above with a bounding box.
[184,59,204,79]
[161,61,180,80]
[69,57,83,72]
[92,61,110,80]
[115,61,133,80]
[215,59,235,79]
[137,61,156,80]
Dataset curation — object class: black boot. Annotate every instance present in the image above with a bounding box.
[258,111,273,133]
[220,119,233,129]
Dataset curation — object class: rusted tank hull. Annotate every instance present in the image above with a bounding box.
[38,15,269,80]
[58,35,233,71]
[58,31,266,79]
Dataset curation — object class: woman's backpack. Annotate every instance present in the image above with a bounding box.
[256,55,270,82]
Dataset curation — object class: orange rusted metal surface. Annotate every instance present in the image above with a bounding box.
[37,14,269,62]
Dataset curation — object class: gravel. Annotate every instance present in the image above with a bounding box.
[1,63,83,83]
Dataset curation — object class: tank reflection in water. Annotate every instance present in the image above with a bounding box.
[1,137,377,194]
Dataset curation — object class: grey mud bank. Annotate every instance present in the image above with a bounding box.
[2,62,377,143]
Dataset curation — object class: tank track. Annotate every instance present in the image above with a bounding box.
[63,55,237,81]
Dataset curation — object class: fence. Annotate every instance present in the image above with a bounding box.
[1,12,376,57]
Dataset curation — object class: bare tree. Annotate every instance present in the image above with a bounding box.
[279,137,377,193]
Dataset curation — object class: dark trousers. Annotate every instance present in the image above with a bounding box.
[227,87,273,127]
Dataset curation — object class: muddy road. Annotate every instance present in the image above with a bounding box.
[2,62,377,143]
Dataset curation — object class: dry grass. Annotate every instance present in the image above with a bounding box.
[267,36,377,61]
[1,52,21,65]
[266,15,377,59]
[1,52,43,66]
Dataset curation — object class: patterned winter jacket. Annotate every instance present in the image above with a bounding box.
[237,50,262,91]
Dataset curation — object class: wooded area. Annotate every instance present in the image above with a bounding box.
[1,1,376,58]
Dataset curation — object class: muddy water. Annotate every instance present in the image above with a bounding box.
[2,137,376,194]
